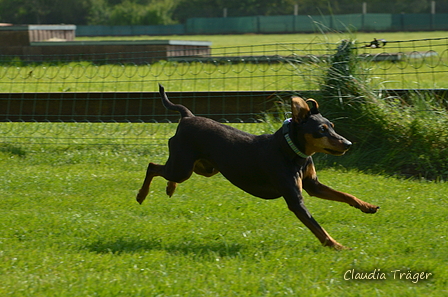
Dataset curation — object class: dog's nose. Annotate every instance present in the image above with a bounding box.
[344,140,352,150]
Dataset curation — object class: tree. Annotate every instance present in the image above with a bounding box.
[0,0,446,25]
[0,0,90,24]
[88,0,178,25]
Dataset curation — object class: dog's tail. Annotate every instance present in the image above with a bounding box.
[159,84,194,118]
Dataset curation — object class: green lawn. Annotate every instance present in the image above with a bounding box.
[1,123,447,296]
[1,32,448,295]
[0,59,323,92]
[76,31,448,49]
[1,53,447,92]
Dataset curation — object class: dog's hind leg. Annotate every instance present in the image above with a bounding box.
[166,181,177,197]
[164,160,217,198]
[136,161,194,203]
[193,159,219,177]
[137,150,198,203]
[137,162,165,204]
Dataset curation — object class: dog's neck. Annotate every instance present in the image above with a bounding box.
[282,118,309,159]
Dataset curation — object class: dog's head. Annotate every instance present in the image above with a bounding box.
[291,96,352,156]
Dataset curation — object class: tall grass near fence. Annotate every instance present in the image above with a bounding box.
[312,39,448,179]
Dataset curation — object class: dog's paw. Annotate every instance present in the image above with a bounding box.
[352,203,380,214]
[361,205,380,214]
[136,191,147,204]
[324,240,351,251]
[333,244,352,251]
[166,181,177,197]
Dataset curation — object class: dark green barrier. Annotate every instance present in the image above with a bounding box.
[186,17,258,34]
[391,13,448,31]
[433,14,448,30]
[363,14,392,31]
[295,15,330,32]
[74,13,448,37]
[258,16,296,33]
[403,14,432,31]
[77,25,185,36]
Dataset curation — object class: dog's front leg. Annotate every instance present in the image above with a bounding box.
[302,177,379,213]
[283,189,349,250]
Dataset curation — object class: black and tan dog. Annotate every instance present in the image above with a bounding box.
[137,85,379,250]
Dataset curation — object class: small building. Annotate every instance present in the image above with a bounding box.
[0,25,211,63]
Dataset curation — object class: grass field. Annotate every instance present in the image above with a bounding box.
[0,59,322,92]
[75,31,448,49]
[1,32,448,295]
[2,57,446,93]
[1,124,447,296]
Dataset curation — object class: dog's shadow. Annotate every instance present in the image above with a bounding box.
[85,237,243,258]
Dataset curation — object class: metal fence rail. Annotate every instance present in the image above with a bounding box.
[0,91,283,123]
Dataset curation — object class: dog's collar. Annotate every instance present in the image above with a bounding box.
[282,118,309,159]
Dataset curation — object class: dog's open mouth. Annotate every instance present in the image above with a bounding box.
[324,148,347,155]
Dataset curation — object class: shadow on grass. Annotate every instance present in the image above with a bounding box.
[84,237,243,258]
[0,144,27,157]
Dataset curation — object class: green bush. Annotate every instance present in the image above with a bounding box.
[88,0,177,26]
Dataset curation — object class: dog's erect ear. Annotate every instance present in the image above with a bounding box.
[306,99,319,115]
[291,96,310,123]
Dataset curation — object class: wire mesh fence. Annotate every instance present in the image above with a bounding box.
[0,44,330,93]
[2,37,448,93]
[358,37,448,89]
[1,37,448,145]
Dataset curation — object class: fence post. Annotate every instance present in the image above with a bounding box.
[362,2,367,31]
[293,4,299,32]
[431,1,436,30]
[400,12,405,31]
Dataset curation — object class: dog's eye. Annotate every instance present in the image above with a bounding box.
[320,126,328,133]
